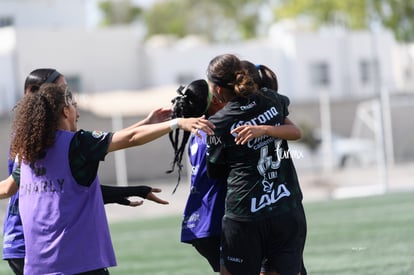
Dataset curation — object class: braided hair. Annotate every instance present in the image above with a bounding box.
[167,79,211,193]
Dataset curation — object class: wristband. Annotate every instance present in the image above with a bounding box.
[169,118,179,131]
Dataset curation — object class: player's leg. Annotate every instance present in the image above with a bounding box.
[260,259,306,275]
[264,206,307,275]
[192,236,221,272]
[7,258,24,275]
[220,217,263,275]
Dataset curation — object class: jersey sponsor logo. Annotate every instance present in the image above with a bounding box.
[91,130,107,139]
[182,212,200,229]
[20,178,65,196]
[245,123,281,150]
[230,106,279,137]
[248,135,274,150]
[227,256,244,263]
[250,183,290,213]
[239,100,256,111]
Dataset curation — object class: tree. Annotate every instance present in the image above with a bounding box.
[143,0,264,41]
[372,0,414,42]
[99,0,143,26]
[273,0,414,42]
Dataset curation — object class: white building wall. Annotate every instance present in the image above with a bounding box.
[0,27,17,114]
[145,30,400,103]
[12,27,144,96]
[0,25,410,108]
[144,39,300,102]
[0,54,17,114]
[347,31,396,97]
[0,0,87,28]
[391,43,414,93]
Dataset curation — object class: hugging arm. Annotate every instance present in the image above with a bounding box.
[231,117,302,145]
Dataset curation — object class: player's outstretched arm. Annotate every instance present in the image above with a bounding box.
[0,175,18,199]
[108,115,214,152]
[125,108,172,129]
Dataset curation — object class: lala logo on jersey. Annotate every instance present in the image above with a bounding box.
[250,182,290,213]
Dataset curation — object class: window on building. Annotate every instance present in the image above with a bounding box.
[359,59,378,85]
[404,67,412,81]
[360,60,371,84]
[310,62,330,87]
[0,16,14,27]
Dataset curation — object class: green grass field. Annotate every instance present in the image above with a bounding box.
[0,191,413,274]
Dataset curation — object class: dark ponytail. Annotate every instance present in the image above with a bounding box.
[24,68,62,94]
[167,79,210,193]
[207,54,257,98]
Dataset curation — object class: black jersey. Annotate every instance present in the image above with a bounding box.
[207,89,303,222]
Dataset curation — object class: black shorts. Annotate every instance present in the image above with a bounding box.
[192,236,221,272]
[221,204,307,275]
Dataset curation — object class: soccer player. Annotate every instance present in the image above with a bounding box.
[2,68,173,275]
[206,54,307,275]
[0,83,214,274]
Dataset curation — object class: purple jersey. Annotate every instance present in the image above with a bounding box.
[19,130,116,274]
[181,132,226,243]
[2,154,25,260]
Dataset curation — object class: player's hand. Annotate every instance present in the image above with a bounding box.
[231,125,266,145]
[112,197,144,207]
[145,188,169,205]
[145,108,172,124]
[126,199,144,207]
[179,115,215,137]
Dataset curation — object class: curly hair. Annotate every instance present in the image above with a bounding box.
[10,84,72,166]
[206,53,257,98]
[167,79,210,193]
